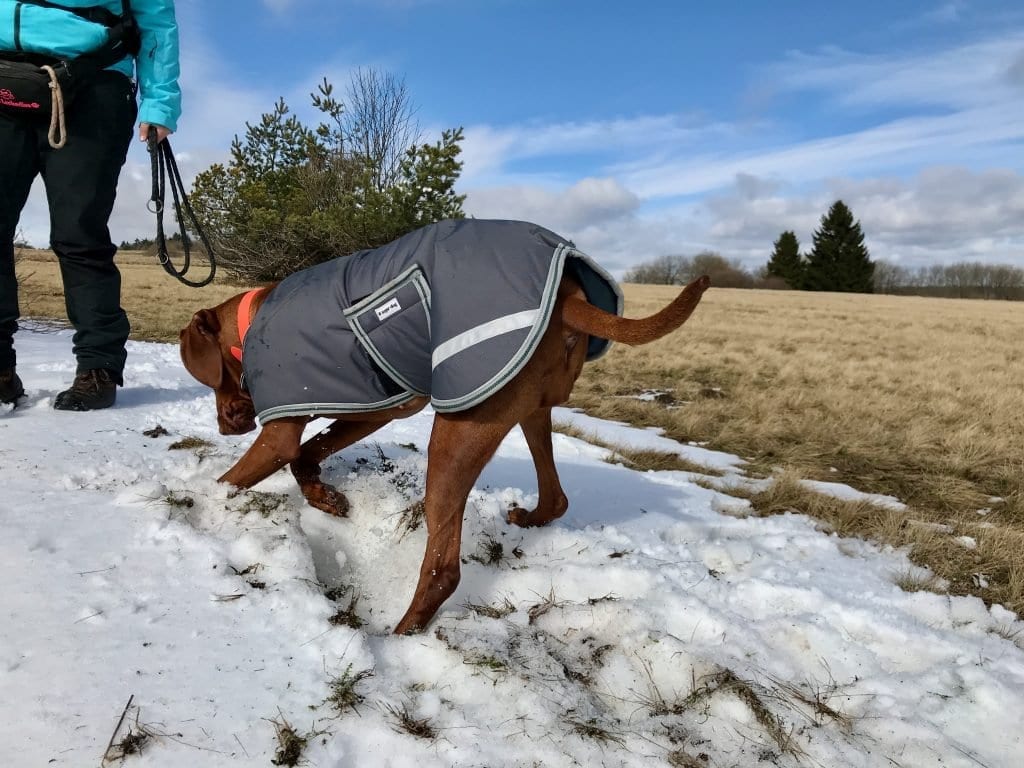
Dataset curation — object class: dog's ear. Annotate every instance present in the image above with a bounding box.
[179,309,224,389]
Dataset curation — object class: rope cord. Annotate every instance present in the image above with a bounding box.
[147,126,217,287]
[40,64,66,149]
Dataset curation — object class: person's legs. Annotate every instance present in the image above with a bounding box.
[0,113,43,378]
[42,70,136,397]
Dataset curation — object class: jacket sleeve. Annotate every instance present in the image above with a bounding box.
[131,0,182,132]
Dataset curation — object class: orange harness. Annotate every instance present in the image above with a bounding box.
[230,288,263,362]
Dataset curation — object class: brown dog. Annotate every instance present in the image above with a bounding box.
[180,265,708,634]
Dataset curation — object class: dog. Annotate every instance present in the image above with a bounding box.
[179,219,709,634]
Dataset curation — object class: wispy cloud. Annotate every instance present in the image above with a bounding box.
[767,33,1024,109]
[459,115,738,185]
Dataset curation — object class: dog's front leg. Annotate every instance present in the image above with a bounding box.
[393,414,514,635]
[218,419,306,490]
[507,407,569,528]
[290,419,393,517]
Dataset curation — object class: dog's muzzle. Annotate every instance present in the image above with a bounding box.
[219,400,257,435]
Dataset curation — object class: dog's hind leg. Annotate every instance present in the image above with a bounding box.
[393,414,514,634]
[290,419,393,517]
[507,407,569,528]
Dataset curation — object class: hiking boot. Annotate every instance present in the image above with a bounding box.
[54,369,117,411]
[0,367,25,405]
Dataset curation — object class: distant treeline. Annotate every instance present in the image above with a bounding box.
[624,252,1024,301]
[118,233,182,250]
[622,252,776,289]
[625,199,1023,301]
[874,261,1024,301]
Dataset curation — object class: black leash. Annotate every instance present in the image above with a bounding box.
[146,126,216,287]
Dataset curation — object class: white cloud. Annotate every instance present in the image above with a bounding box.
[465,177,640,233]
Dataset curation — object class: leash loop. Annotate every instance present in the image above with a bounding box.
[41,64,67,149]
[146,126,216,287]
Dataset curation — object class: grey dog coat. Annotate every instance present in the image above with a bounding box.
[242,219,623,424]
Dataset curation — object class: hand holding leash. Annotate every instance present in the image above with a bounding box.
[146,125,217,287]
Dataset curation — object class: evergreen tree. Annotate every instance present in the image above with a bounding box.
[766,230,804,288]
[804,200,875,293]
[189,70,465,283]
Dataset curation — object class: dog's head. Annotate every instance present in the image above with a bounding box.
[179,302,257,435]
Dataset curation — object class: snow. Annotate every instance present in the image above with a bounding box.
[2,325,1023,767]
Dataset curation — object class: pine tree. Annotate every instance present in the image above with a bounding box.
[766,230,804,288]
[804,200,875,293]
[189,70,465,283]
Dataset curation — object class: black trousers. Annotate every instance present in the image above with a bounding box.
[0,70,137,382]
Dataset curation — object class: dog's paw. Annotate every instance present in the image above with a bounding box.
[508,497,568,528]
[507,506,541,528]
[305,482,350,517]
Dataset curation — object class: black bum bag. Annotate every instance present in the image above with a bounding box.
[0,57,72,118]
[0,0,139,120]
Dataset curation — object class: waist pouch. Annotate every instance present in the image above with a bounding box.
[0,0,139,120]
[0,56,72,118]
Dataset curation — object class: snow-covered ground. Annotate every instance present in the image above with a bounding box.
[3,324,1023,767]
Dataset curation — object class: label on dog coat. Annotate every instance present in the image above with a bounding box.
[375,297,402,321]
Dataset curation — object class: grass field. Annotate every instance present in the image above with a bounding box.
[14,250,1024,616]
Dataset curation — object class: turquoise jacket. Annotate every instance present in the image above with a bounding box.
[0,0,181,131]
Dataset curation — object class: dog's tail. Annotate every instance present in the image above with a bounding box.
[563,275,710,345]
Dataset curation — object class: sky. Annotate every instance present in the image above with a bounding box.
[16,0,1024,276]
[4,325,1024,766]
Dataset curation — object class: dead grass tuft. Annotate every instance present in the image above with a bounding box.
[667,750,708,768]
[526,589,566,625]
[892,568,946,595]
[167,435,214,453]
[394,499,425,539]
[107,726,151,760]
[716,671,804,758]
[468,533,504,566]
[635,657,689,717]
[326,590,365,629]
[269,715,307,767]
[464,596,517,619]
[164,491,195,509]
[326,665,373,716]
[382,702,437,740]
[988,623,1024,650]
[771,672,856,731]
[237,491,290,518]
[564,716,625,746]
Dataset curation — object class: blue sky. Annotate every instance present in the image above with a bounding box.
[21,0,1024,275]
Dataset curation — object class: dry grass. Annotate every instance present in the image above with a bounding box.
[381,702,437,740]
[553,423,725,476]
[572,284,1024,615]
[268,715,308,767]
[326,665,373,716]
[14,253,1024,615]
[15,248,243,342]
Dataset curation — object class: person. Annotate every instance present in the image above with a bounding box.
[0,0,181,410]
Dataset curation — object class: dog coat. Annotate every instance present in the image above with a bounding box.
[242,218,623,424]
